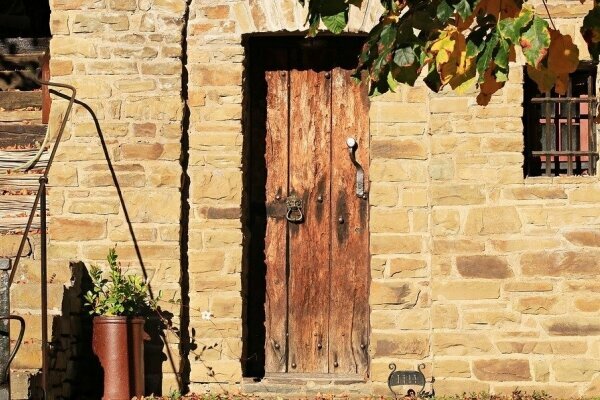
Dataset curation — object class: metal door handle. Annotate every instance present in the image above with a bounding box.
[285,194,304,223]
[346,137,366,199]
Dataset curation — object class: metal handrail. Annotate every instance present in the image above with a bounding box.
[9,78,76,285]
[7,74,77,399]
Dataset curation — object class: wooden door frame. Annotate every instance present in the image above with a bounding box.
[241,34,370,380]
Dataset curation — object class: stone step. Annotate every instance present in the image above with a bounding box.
[0,91,42,110]
[0,110,42,124]
[0,123,46,149]
[241,376,368,398]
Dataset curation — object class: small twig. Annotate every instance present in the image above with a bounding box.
[541,0,556,29]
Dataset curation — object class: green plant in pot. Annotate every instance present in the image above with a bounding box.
[84,247,156,400]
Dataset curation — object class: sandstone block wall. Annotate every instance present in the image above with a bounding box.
[6,0,600,397]
[9,0,186,397]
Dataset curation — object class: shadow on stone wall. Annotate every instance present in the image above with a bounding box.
[27,262,172,398]
[29,261,103,399]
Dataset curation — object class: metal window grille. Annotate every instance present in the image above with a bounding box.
[524,66,599,177]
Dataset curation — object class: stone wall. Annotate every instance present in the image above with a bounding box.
[6,0,600,397]
[8,0,187,397]
[184,0,600,397]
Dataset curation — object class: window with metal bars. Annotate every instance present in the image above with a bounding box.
[523,65,598,177]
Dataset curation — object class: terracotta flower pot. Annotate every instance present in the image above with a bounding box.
[92,316,145,400]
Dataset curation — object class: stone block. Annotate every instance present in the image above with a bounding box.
[388,258,427,278]
[432,239,484,254]
[456,255,513,279]
[521,251,600,277]
[190,169,241,202]
[431,184,485,205]
[515,296,566,315]
[49,216,106,240]
[433,333,495,356]
[543,317,600,336]
[464,206,522,234]
[473,359,531,381]
[502,186,567,200]
[570,187,600,203]
[503,281,553,292]
[370,281,420,307]
[463,310,520,327]
[373,332,429,358]
[51,37,96,57]
[370,209,409,233]
[434,360,471,378]
[553,359,600,382]
[371,138,427,160]
[432,281,500,300]
[370,160,410,182]
[123,190,181,223]
[371,234,423,255]
[563,230,600,247]
[431,304,458,329]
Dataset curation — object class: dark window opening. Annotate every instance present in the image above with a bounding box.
[0,0,51,39]
[524,65,598,177]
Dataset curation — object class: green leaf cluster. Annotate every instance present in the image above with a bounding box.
[300,0,598,102]
[83,247,158,317]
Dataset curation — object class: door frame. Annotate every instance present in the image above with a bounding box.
[241,34,371,380]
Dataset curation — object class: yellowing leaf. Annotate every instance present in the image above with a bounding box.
[431,30,457,64]
[526,64,557,94]
[547,29,579,74]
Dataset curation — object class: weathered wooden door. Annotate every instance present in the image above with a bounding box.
[263,67,370,377]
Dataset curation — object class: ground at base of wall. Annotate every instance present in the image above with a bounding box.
[138,391,574,400]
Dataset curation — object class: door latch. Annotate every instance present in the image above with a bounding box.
[346,137,367,199]
[285,194,304,223]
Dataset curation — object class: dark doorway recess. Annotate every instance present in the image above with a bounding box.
[241,35,368,379]
[0,0,51,38]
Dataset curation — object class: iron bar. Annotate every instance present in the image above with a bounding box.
[567,81,573,175]
[545,91,552,176]
[532,151,597,156]
[39,176,48,399]
[531,97,598,103]
[588,75,596,175]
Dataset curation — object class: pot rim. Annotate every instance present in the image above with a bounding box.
[93,315,146,324]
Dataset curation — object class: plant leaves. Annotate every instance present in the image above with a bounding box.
[454,0,473,21]
[581,2,600,61]
[497,7,534,43]
[547,29,579,74]
[520,16,550,67]
[320,0,349,34]
[437,0,454,23]
[393,46,416,67]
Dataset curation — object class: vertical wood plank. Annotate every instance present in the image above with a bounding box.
[288,70,331,373]
[329,68,370,376]
[264,70,289,373]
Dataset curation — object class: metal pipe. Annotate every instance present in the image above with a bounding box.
[9,78,77,286]
[39,176,48,399]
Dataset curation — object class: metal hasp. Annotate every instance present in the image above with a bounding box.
[388,363,435,399]
[346,137,366,199]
